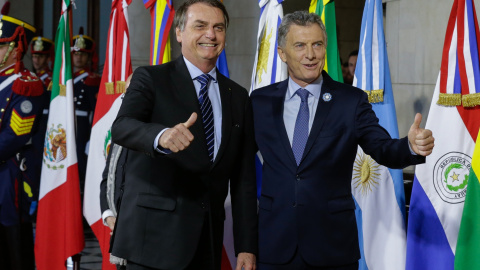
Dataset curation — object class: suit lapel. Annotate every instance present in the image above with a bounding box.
[212,72,232,168]
[301,72,335,164]
[272,80,297,166]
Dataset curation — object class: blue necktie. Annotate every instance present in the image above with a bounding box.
[196,74,214,162]
[292,88,310,166]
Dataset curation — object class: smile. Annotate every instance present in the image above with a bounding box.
[199,43,217,47]
[303,63,318,68]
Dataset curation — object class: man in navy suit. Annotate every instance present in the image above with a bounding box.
[251,11,434,270]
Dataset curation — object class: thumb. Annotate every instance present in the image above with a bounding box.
[411,113,422,130]
[183,112,197,128]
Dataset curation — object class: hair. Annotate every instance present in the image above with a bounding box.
[174,0,229,31]
[278,11,327,48]
[349,49,359,59]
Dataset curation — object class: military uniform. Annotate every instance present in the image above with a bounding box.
[72,34,100,188]
[0,16,43,270]
[30,36,54,88]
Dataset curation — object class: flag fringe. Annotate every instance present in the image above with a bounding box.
[105,82,114,95]
[59,84,66,96]
[116,81,126,94]
[437,93,462,106]
[364,89,384,103]
[462,92,480,107]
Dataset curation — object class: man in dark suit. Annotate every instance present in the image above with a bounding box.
[251,11,435,270]
[110,1,257,269]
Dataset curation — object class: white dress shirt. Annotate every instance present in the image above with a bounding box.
[283,75,323,145]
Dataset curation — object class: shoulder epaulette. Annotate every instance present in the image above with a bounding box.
[84,73,101,86]
[12,74,44,96]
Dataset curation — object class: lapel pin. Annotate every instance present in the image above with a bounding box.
[322,92,332,102]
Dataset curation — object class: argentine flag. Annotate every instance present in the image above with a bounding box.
[406,0,480,269]
[352,0,407,269]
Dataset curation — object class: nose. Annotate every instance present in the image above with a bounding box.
[205,27,216,40]
[305,45,315,60]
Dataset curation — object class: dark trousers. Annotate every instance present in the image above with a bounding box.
[0,222,35,270]
[258,248,358,270]
[127,216,216,270]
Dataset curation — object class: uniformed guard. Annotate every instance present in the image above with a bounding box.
[30,36,53,87]
[71,33,100,191]
[0,16,44,269]
[29,36,54,205]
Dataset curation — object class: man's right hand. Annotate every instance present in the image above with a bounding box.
[106,216,116,234]
[159,112,197,152]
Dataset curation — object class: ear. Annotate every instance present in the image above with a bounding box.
[277,46,287,63]
[176,27,182,43]
[11,47,18,58]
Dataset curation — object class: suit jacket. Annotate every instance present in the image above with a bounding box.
[99,143,128,217]
[110,56,258,269]
[251,71,424,267]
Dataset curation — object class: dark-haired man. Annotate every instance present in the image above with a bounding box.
[110,1,258,269]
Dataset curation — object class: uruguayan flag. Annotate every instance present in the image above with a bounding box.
[352,0,407,269]
[250,0,287,92]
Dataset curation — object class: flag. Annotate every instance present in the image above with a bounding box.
[83,0,133,269]
[309,0,343,82]
[406,0,480,269]
[250,0,288,200]
[214,45,235,269]
[455,127,480,269]
[144,0,174,65]
[35,0,85,269]
[250,0,287,92]
[351,1,407,269]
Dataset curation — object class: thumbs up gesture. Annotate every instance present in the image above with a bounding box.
[159,112,197,152]
[408,113,435,156]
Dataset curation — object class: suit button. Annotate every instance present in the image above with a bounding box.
[292,202,297,207]
[296,175,300,181]
[201,202,206,209]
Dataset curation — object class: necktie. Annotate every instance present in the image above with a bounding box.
[196,74,214,161]
[292,88,310,166]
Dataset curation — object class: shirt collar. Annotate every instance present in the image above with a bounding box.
[286,75,323,100]
[184,56,217,83]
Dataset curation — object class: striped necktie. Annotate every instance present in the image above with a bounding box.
[292,88,310,166]
[196,74,214,162]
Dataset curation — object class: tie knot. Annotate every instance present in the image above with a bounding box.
[296,88,309,102]
[196,74,212,87]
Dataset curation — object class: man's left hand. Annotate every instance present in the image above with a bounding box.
[408,113,435,156]
[235,252,256,270]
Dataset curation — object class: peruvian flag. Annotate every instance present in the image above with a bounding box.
[83,0,132,269]
[35,0,85,269]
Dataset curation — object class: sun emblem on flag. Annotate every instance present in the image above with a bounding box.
[43,124,67,169]
[352,151,381,195]
[256,23,273,84]
[104,129,112,160]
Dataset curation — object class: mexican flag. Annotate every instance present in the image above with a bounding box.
[83,0,132,269]
[35,0,85,269]
[309,0,343,82]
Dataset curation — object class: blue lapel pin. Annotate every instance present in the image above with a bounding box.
[322,92,332,102]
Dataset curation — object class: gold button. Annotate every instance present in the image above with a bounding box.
[6,98,9,101]
[0,108,4,112]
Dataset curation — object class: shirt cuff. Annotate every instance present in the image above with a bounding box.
[408,140,417,155]
[154,128,172,154]
[102,209,115,226]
